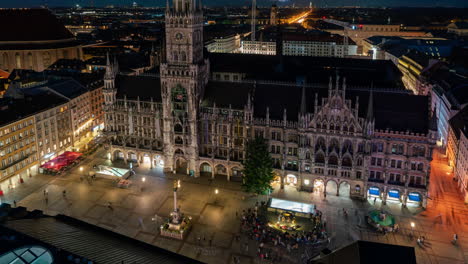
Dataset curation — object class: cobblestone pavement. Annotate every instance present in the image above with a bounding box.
[1,148,467,264]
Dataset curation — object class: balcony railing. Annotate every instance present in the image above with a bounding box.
[368,178,384,183]
[408,183,427,189]
[388,180,405,186]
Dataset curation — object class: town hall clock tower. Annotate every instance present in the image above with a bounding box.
[160,0,209,176]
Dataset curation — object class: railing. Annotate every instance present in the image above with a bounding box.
[368,178,384,183]
[388,180,405,186]
[408,183,427,189]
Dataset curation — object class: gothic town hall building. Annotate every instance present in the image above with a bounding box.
[103,0,437,208]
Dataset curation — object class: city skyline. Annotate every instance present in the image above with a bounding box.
[1,0,468,8]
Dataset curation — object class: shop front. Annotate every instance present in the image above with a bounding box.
[408,192,421,205]
[368,186,380,197]
[387,189,401,202]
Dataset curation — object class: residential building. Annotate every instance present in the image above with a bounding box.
[447,106,468,203]
[447,22,468,36]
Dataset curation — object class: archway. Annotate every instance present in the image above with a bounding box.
[338,181,350,197]
[286,174,297,186]
[175,157,188,174]
[326,180,338,196]
[230,166,243,182]
[142,153,151,164]
[113,150,124,160]
[214,164,228,179]
[313,179,325,194]
[153,155,164,167]
[200,162,213,177]
[127,152,137,162]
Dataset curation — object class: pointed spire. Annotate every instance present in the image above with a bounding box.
[430,105,438,131]
[342,77,346,99]
[314,93,318,113]
[366,84,374,121]
[105,52,113,79]
[266,106,270,123]
[300,83,307,114]
[166,0,170,10]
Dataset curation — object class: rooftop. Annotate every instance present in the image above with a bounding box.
[0,208,201,264]
[0,9,74,42]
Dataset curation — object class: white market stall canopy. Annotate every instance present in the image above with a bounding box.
[269,198,314,214]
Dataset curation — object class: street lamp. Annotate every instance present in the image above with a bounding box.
[79,166,83,172]
[214,188,219,204]
[410,222,415,237]
[142,177,146,182]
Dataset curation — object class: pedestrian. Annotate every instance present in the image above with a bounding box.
[453,233,458,244]
[45,197,49,205]
[197,236,201,245]
[244,242,249,252]
[374,197,377,204]
[62,190,66,197]
[13,200,16,207]
[43,189,46,196]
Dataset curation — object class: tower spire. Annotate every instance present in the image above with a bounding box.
[300,83,307,114]
[366,84,374,121]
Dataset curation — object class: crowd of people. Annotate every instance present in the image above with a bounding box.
[239,201,328,262]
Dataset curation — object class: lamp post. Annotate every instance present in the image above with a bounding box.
[214,188,219,204]
[141,177,146,192]
[410,222,415,237]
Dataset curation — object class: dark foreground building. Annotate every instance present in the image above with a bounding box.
[0,204,201,264]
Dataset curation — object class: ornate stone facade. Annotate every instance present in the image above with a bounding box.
[103,0,436,208]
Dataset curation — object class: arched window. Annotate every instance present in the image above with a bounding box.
[328,138,340,153]
[342,156,352,167]
[315,137,326,152]
[328,155,338,166]
[306,152,310,159]
[174,124,183,133]
[173,51,178,62]
[15,53,21,68]
[315,152,325,164]
[175,136,183,144]
[349,126,354,133]
[0,53,8,69]
[43,52,51,68]
[181,51,186,62]
[27,52,33,69]
[342,140,353,154]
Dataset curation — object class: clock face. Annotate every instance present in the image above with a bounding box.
[175,32,184,40]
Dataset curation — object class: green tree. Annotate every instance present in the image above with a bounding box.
[242,137,275,195]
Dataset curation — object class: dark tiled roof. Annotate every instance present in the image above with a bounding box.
[2,215,202,264]
[202,80,430,134]
[0,93,67,127]
[208,53,404,90]
[202,81,251,109]
[0,9,74,42]
[45,79,89,99]
[116,74,161,101]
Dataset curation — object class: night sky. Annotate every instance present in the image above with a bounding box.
[0,0,466,8]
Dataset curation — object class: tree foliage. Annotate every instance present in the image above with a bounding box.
[242,137,274,195]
